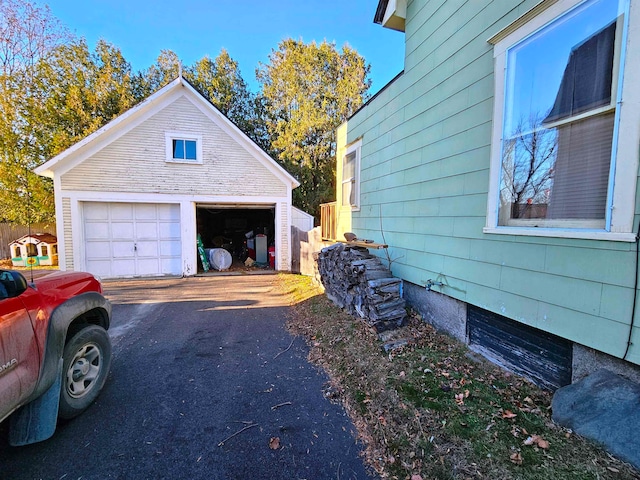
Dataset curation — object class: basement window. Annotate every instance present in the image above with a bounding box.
[165,132,203,164]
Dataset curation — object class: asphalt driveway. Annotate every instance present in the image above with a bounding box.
[0,274,372,479]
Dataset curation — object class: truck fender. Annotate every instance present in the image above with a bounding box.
[27,292,111,407]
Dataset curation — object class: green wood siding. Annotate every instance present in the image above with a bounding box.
[342,0,639,364]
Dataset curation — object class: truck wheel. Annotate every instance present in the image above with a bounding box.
[59,325,112,420]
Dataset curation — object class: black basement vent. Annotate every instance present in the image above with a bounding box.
[467,305,572,390]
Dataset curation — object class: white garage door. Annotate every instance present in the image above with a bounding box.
[83,202,181,278]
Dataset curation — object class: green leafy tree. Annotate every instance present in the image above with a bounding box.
[29,38,136,158]
[137,49,273,155]
[0,0,68,224]
[0,0,136,224]
[133,49,181,100]
[186,50,271,151]
[257,39,370,217]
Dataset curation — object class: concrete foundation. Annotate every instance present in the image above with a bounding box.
[402,280,640,388]
[572,343,640,384]
[403,281,467,343]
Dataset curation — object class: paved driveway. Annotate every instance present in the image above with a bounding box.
[0,275,372,479]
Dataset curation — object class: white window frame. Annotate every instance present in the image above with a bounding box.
[165,132,203,164]
[342,139,362,210]
[484,0,639,242]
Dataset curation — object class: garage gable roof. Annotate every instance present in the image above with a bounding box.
[34,77,300,189]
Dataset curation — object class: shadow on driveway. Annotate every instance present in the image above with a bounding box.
[0,275,373,480]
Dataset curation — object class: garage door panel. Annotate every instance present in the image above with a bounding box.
[112,241,135,258]
[111,222,134,239]
[82,202,182,278]
[136,222,159,239]
[135,204,158,220]
[159,222,180,238]
[112,259,136,276]
[160,240,181,256]
[161,258,181,274]
[85,241,110,260]
[158,204,179,220]
[85,223,110,240]
[137,258,160,275]
[110,203,134,220]
[83,203,109,220]
[136,241,158,257]
[86,260,112,277]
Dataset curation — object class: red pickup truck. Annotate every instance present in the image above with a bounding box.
[0,269,111,446]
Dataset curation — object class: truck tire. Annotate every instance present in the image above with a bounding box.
[59,325,112,420]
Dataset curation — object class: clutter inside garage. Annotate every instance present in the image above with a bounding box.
[196,205,276,272]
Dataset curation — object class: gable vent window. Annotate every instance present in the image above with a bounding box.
[165,132,203,164]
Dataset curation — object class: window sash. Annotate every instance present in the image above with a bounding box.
[172,139,198,161]
[342,151,358,207]
[165,132,202,164]
[497,0,623,228]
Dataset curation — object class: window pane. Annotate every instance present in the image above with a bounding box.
[547,112,614,219]
[349,180,356,206]
[499,0,621,226]
[185,140,197,160]
[500,112,614,224]
[172,139,184,159]
[343,152,356,178]
[342,182,352,207]
[504,0,619,138]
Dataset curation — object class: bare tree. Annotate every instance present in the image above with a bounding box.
[500,113,557,220]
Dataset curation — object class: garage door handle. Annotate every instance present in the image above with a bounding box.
[134,243,137,252]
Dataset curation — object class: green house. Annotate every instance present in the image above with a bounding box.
[331,0,640,389]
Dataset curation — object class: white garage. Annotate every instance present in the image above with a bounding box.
[35,76,300,279]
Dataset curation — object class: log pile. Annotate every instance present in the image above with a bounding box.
[317,243,406,332]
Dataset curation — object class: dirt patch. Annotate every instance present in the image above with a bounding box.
[278,274,640,480]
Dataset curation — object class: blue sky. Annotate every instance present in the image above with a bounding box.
[44,0,405,94]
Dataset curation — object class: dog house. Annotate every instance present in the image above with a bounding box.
[10,233,59,267]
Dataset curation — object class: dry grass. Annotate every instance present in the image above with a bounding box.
[277,273,640,480]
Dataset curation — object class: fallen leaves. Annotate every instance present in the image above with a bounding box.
[454,389,470,406]
[280,276,640,480]
[524,434,550,449]
[510,452,523,465]
[269,437,280,450]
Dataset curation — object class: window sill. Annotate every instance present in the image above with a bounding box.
[483,226,637,242]
[165,159,203,165]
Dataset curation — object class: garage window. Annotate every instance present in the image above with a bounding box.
[165,132,203,164]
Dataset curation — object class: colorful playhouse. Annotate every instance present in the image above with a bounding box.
[10,233,59,267]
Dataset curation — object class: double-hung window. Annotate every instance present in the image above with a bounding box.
[485,0,637,241]
[165,132,203,164]
[341,140,361,209]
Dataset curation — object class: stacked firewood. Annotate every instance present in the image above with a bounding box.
[317,243,406,332]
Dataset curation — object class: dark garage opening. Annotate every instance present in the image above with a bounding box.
[196,204,276,272]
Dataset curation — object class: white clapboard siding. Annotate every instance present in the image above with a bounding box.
[62,197,73,270]
[60,96,287,197]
